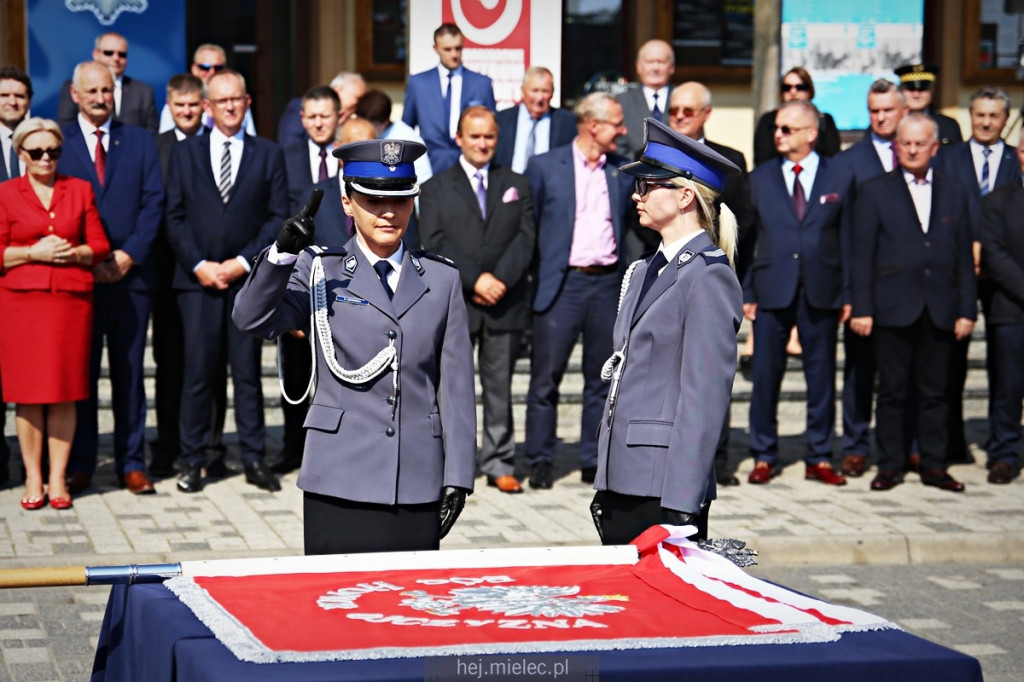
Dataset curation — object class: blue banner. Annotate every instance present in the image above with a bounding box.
[27,0,185,121]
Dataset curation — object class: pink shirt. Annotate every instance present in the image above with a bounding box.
[568,139,618,267]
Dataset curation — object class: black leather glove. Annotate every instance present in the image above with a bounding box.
[590,492,605,543]
[661,508,698,528]
[438,486,469,540]
[275,188,323,254]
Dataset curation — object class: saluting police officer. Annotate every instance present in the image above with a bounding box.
[591,119,743,544]
[232,139,477,555]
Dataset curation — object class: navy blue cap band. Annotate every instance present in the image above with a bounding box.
[343,160,416,179]
[643,140,728,192]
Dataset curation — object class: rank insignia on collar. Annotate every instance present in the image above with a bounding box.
[678,250,695,265]
[382,141,402,168]
[345,256,358,273]
[410,255,423,273]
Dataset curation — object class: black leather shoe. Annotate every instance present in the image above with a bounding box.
[921,469,965,493]
[870,469,901,491]
[244,461,281,492]
[205,459,229,478]
[988,460,1019,484]
[716,465,740,486]
[529,462,552,489]
[177,465,203,493]
[580,466,597,484]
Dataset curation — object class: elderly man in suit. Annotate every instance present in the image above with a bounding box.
[495,66,576,173]
[149,73,207,476]
[667,81,755,486]
[402,23,495,174]
[158,44,256,136]
[850,113,976,493]
[978,135,1024,484]
[745,100,848,486]
[616,39,675,160]
[165,69,289,494]
[420,106,535,494]
[0,65,33,482]
[831,78,908,478]
[57,32,157,132]
[59,61,164,495]
[524,92,634,489]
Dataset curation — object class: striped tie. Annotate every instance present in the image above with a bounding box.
[219,140,232,203]
[980,147,992,196]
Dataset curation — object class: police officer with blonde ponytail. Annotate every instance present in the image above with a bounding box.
[590,118,742,544]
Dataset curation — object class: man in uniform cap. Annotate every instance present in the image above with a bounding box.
[233,138,477,555]
[895,63,963,146]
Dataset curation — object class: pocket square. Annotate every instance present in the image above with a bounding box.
[502,187,520,203]
[819,192,840,204]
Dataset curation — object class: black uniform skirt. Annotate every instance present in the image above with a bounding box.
[303,491,442,555]
[595,491,710,545]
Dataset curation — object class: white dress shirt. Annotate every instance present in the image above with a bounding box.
[871,133,898,173]
[77,113,111,160]
[439,65,464,140]
[903,168,933,233]
[643,86,670,116]
[510,103,552,174]
[781,151,819,198]
[1,123,24,177]
[969,138,1005,191]
[307,138,339,181]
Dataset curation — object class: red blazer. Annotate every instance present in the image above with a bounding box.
[0,174,110,291]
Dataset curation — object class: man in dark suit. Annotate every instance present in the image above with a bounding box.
[666,80,755,486]
[524,92,634,489]
[616,39,675,159]
[938,86,1016,466]
[56,32,158,132]
[420,106,535,494]
[849,113,976,493]
[165,69,289,494]
[831,78,908,478]
[59,61,164,495]
[402,23,495,174]
[0,65,33,482]
[895,63,963,147]
[149,73,206,476]
[494,66,576,173]
[278,72,365,151]
[158,44,256,137]
[978,135,1024,484]
[744,100,848,487]
[275,85,342,474]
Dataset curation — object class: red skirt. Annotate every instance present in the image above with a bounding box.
[0,288,93,404]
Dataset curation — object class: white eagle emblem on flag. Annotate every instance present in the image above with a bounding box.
[399,585,629,618]
[381,141,402,168]
[65,0,148,25]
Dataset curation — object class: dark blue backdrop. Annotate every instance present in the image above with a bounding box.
[27,0,185,120]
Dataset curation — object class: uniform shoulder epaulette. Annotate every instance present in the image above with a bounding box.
[413,249,457,268]
[698,248,730,266]
[309,244,347,257]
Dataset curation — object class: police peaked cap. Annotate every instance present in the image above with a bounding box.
[335,138,427,197]
[619,118,740,193]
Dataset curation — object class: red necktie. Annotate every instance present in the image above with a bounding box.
[94,130,106,186]
[792,164,806,221]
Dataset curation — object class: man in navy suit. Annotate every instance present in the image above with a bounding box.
[0,65,33,483]
[278,72,365,150]
[402,23,495,175]
[57,32,158,132]
[276,85,342,474]
[494,67,576,173]
[831,79,908,478]
[939,86,1016,465]
[744,100,848,486]
[523,92,634,489]
[616,40,675,160]
[850,113,976,493]
[59,61,164,495]
[165,69,289,494]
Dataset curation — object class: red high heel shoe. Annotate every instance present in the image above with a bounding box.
[21,495,46,511]
[49,495,73,510]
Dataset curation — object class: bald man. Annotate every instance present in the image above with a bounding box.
[616,39,675,159]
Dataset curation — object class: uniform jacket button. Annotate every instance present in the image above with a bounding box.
[387,330,397,339]
[386,396,395,405]
[385,427,395,437]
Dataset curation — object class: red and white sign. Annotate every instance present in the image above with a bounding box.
[166,528,892,663]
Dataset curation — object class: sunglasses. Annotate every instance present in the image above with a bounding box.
[22,146,62,160]
[901,80,933,92]
[781,82,810,93]
[101,49,128,59]
[634,179,677,196]
[668,106,705,118]
[774,125,811,136]
[195,63,226,72]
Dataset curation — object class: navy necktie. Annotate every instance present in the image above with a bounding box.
[8,134,19,178]
[638,251,668,304]
[373,260,394,300]
[525,117,538,161]
[444,71,453,134]
[792,164,807,221]
[980,147,992,196]
[651,92,662,121]
[318,146,329,183]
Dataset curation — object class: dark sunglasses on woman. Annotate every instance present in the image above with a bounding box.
[22,146,62,161]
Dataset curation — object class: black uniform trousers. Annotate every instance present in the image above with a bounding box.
[303,492,441,555]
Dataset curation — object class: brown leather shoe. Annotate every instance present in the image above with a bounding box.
[486,475,523,494]
[906,452,921,473]
[121,471,156,495]
[988,460,1019,485]
[66,472,92,495]
[870,470,901,491]
[841,454,867,477]
[921,469,965,493]
[747,461,776,484]
[805,462,847,486]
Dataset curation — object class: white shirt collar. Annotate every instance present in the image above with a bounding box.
[458,155,489,184]
[902,167,934,185]
[356,239,404,271]
[661,229,707,265]
[77,112,111,139]
[210,125,245,146]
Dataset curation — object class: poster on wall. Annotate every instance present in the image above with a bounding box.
[781,1,924,130]
[408,0,562,110]
[27,0,185,121]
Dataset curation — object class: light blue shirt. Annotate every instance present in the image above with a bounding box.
[510,104,551,174]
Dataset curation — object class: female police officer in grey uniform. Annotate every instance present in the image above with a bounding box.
[233,139,476,554]
[591,119,743,545]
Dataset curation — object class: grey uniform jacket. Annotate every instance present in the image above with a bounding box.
[232,240,477,505]
[594,232,742,514]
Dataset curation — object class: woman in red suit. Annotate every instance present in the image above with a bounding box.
[0,118,110,510]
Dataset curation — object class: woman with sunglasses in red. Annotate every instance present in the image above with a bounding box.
[0,117,109,510]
